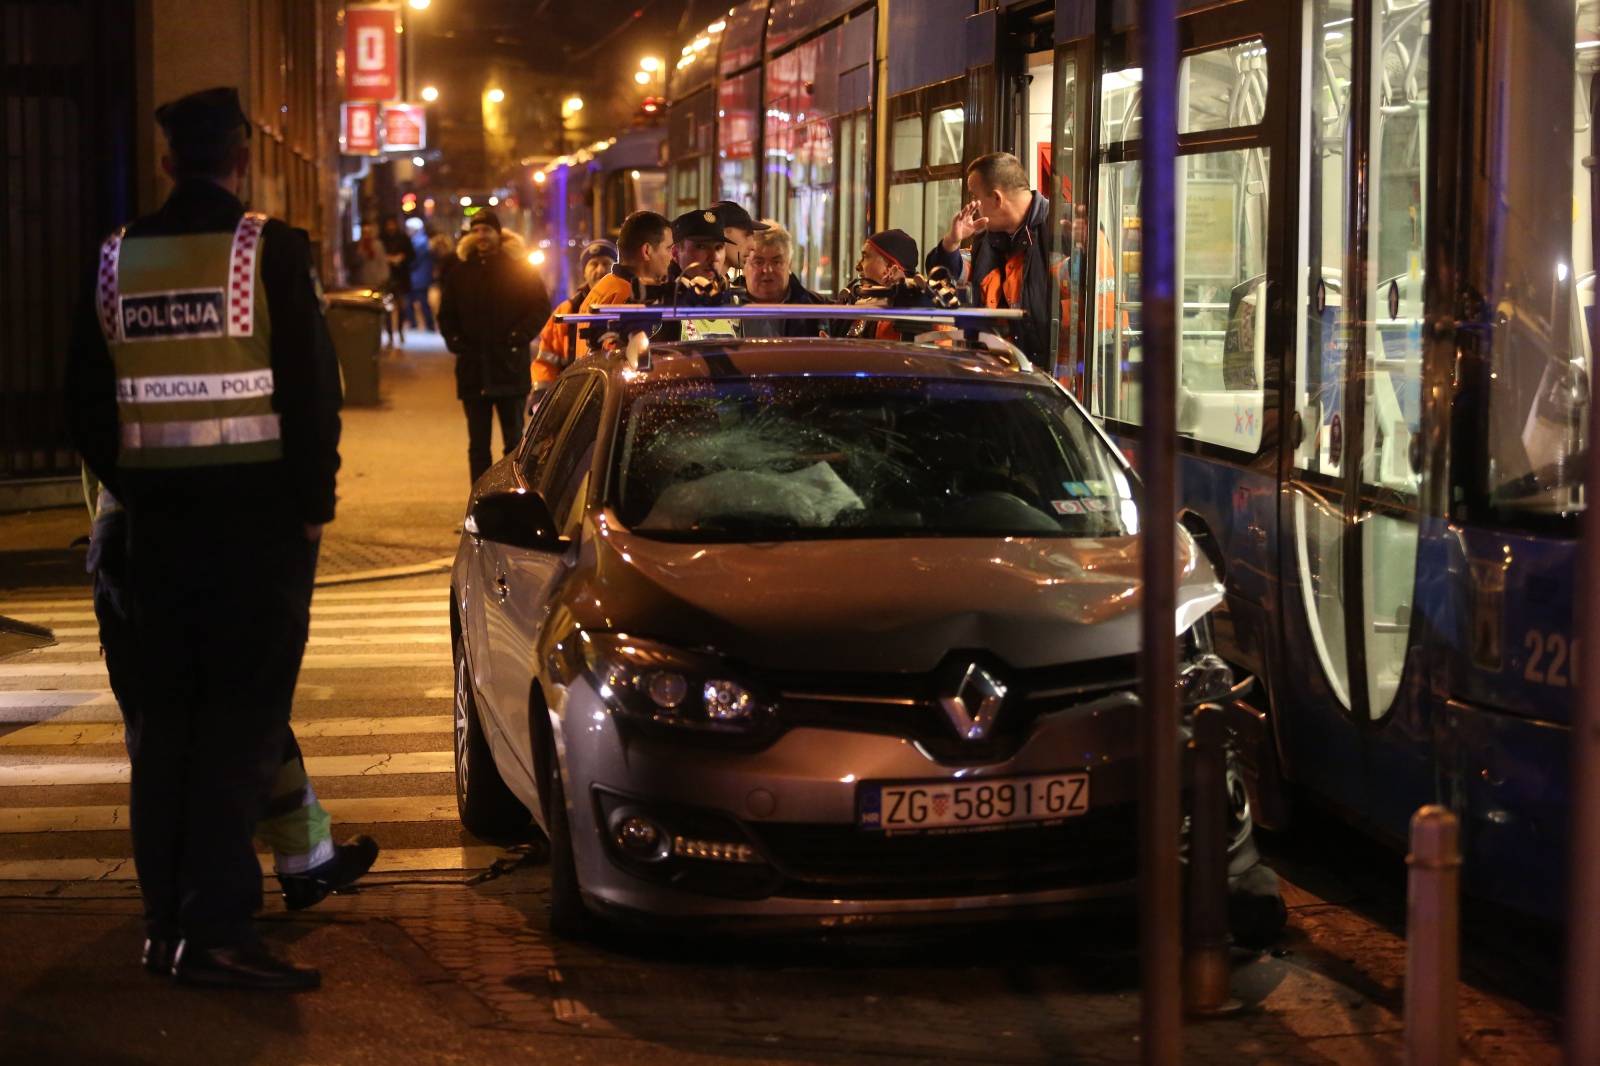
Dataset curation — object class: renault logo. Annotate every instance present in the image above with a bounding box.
[940,663,1007,741]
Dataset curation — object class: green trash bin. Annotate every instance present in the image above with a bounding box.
[324,288,387,406]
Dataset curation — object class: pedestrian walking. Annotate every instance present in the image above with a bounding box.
[437,209,552,484]
[926,151,1052,360]
[405,216,436,332]
[534,238,616,394]
[65,86,342,990]
[379,215,414,347]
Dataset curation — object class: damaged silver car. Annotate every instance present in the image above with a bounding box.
[450,309,1276,938]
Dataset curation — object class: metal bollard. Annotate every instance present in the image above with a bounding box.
[1405,805,1460,1066]
[1184,703,1238,1016]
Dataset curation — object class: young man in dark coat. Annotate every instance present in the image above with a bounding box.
[437,210,552,484]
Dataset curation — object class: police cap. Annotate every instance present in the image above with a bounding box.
[672,209,734,245]
[156,87,250,150]
[710,201,770,234]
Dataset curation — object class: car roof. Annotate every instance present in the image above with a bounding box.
[582,337,1051,386]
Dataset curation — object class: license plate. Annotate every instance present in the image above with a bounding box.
[858,772,1090,831]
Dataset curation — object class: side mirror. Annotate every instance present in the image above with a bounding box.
[465,488,563,551]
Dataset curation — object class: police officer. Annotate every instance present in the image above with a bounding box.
[670,208,744,340]
[65,87,342,991]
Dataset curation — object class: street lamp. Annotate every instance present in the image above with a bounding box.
[412,156,426,167]
[487,87,506,104]
[640,56,662,73]
[421,85,439,102]
[409,0,430,9]
[562,95,584,115]
[532,170,547,185]
[634,71,651,85]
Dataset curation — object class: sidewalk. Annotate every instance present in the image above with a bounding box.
[0,332,473,601]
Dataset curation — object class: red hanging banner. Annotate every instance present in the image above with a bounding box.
[345,3,399,101]
[342,101,380,154]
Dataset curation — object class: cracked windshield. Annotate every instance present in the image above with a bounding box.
[613,376,1137,539]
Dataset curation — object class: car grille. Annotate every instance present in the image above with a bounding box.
[773,653,1139,761]
[752,804,1139,900]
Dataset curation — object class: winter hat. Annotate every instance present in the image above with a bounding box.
[469,209,503,232]
[866,229,918,273]
[579,239,619,267]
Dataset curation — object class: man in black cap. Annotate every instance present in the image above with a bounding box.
[65,86,343,990]
[708,200,769,278]
[437,209,552,484]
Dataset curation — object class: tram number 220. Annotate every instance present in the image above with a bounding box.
[1523,630,1580,688]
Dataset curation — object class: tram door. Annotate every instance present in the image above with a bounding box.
[1282,0,1433,831]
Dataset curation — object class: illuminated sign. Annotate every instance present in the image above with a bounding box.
[345,3,399,101]
[342,102,380,154]
[381,104,426,152]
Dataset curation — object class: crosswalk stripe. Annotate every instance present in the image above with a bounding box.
[2,601,449,625]
[46,615,451,639]
[0,795,460,834]
[0,750,453,786]
[1,585,451,614]
[1,714,450,748]
[0,651,448,679]
[0,686,454,723]
[0,845,503,882]
[31,633,450,657]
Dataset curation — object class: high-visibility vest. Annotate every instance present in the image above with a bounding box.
[96,213,280,468]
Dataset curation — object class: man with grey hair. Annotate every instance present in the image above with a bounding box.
[741,220,826,338]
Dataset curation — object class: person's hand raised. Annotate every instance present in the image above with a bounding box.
[942,200,990,252]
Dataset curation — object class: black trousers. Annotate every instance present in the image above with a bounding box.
[463,394,526,484]
[121,510,316,947]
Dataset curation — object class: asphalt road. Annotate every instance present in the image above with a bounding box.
[0,334,1563,1064]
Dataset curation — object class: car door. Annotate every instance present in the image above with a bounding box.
[467,375,592,784]
[480,375,606,778]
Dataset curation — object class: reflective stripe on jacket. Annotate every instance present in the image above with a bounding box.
[99,213,280,469]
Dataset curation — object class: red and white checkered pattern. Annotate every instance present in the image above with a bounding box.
[227,212,267,337]
[96,229,125,343]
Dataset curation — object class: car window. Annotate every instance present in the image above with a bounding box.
[519,377,590,481]
[542,383,606,538]
[610,375,1136,541]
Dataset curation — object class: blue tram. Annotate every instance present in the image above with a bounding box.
[641,0,1589,922]
[535,127,668,301]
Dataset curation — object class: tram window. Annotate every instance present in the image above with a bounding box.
[925,179,964,265]
[837,112,870,293]
[1091,148,1269,452]
[1180,38,1268,134]
[929,107,964,167]
[1051,54,1084,389]
[893,117,923,172]
[1481,0,1595,516]
[1101,66,1142,146]
[889,183,925,256]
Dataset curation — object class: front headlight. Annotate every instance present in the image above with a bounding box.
[582,633,775,734]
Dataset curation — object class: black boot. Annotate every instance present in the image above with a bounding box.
[172,940,321,991]
[278,835,380,911]
[141,937,178,977]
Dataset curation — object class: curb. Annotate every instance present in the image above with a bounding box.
[314,556,453,588]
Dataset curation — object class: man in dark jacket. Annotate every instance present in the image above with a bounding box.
[742,220,826,338]
[925,151,1052,360]
[379,215,415,346]
[437,209,552,484]
[64,86,342,990]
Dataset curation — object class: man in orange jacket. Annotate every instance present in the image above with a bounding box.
[576,210,674,354]
[533,239,617,391]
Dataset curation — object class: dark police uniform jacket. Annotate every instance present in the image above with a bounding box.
[66,180,342,527]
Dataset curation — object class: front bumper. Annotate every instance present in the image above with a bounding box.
[558,677,1167,924]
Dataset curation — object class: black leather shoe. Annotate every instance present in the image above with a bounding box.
[278,835,380,911]
[172,940,321,991]
[141,937,178,977]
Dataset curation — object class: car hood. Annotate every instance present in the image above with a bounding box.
[579,522,1223,672]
